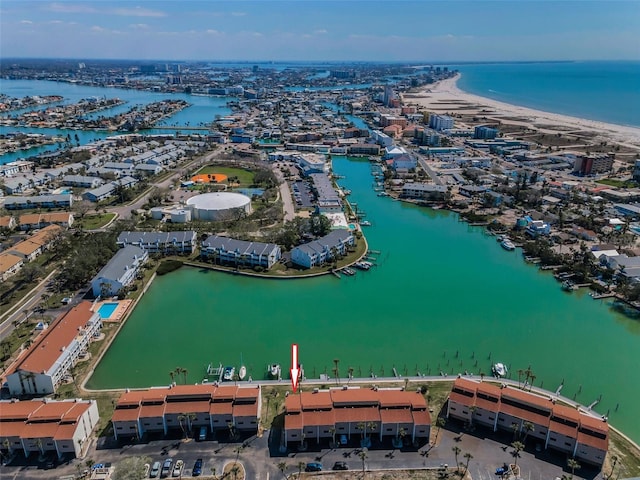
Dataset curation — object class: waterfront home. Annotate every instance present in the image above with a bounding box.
[4,302,102,396]
[18,212,74,230]
[117,231,197,254]
[0,253,24,281]
[0,398,99,459]
[290,230,355,269]
[201,235,281,269]
[3,194,72,210]
[284,387,431,448]
[90,245,148,298]
[401,183,447,202]
[111,385,261,440]
[347,144,381,156]
[447,377,608,466]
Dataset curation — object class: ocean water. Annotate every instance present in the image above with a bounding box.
[455,61,640,127]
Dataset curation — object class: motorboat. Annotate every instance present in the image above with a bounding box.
[492,362,508,378]
[222,366,235,381]
[354,261,371,270]
[268,363,281,379]
[238,365,247,380]
[360,220,372,226]
[501,238,516,251]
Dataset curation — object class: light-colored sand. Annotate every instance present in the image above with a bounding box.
[407,74,640,149]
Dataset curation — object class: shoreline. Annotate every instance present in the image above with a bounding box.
[408,73,640,149]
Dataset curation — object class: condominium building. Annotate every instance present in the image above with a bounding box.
[429,114,454,131]
[402,183,448,201]
[111,385,261,440]
[572,154,613,176]
[117,231,197,254]
[90,245,148,298]
[290,230,355,269]
[0,398,99,459]
[284,387,431,447]
[4,302,102,396]
[201,235,282,269]
[447,378,608,466]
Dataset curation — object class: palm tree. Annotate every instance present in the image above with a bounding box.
[607,455,618,480]
[463,452,473,476]
[567,458,581,479]
[169,370,175,384]
[452,446,461,469]
[511,422,520,441]
[522,421,534,444]
[528,374,536,391]
[328,427,336,448]
[181,368,188,384]
[297,461,305,478]
[517,369,524,388]
[277,461,288,480]
[231,464,240,480]
[177,414,187,438]
[434,417,446,444]
[358,448,368,476]
[511,441,524,468]
[332,358,340,385]
[356,422,366,442]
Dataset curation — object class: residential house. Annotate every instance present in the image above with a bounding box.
[117,231,197,254]
[0,398,100,459]
[90,245,148,298]
[4,302,102,396]
[284,387,430,447]
[3,194,72,210]
[290,230,355,269]
[18,213,74,230]
[201,235,281,269]
[111,385,261,440]
[447,378,608,466]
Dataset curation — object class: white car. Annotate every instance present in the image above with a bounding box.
[172,460,184,477]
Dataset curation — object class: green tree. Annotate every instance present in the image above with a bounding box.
[434,417,446,444]
[511,441,525,468]
[567,458,581,479]
[277,461,288,480]
[463,452,473,476]
[359,448,368,475]
[522,421,534,444]
[452,445,461,468]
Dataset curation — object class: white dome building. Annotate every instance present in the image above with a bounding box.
[186,192,252,221]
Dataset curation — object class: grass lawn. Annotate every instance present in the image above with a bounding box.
[77,213,117,230]
[195,165,255,186]
[596,178,637,189]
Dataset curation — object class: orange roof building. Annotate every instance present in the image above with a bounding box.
[0,398,99,459]
[284,387,431,448]
[447,378,608,466]
[111,384,261,440]
[4,301,102,396]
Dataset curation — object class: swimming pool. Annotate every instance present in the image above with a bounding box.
[97,302,118,319]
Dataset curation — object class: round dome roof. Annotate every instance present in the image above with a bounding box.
[186,192,251,211]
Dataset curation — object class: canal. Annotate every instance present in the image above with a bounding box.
[87,155,640,442]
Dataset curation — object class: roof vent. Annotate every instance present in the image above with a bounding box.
[342,386,348,391]
[312,388,319,394]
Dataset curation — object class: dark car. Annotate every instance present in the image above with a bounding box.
[161,458,173,478]
[332,461,349,470]
[305,462,323,472]
[192,458,203,476]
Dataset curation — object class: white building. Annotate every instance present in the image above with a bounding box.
[429,114,454,131]
[90,245,148,298]
[117,231,197,254]
[0,398,99,459]
[290,230,355,269]
[5,302,102,396]
[201,235,281,269]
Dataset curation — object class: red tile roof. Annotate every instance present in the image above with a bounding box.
[164,401,211,415]
[112,407,140,423]
[379,408,414,424]
[9,302,96,375]
[232,403,258,418]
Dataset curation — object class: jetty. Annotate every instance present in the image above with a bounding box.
[206,363,224,383]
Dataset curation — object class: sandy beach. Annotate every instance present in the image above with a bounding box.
[406,74,640,150]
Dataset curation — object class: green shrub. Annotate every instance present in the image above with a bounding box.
[157,259,183,276]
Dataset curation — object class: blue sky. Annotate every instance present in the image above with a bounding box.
[1,1,639,61]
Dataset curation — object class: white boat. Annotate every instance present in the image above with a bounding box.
[238,365,247,380]
[268,363,281,379]
[360,220,372,226]
[222,366,235,381]
[492,362,508,378]
[501,239,516,251]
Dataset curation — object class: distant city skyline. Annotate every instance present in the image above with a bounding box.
[1,1,639,62]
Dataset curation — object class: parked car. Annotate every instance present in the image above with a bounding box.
[198,426,207,441]
[161,458,172,478]
[332,461,349,470]
[172,460,183,477]
[192,458,203,476]
[305,462,323,472]
[150,461,161,478]
[339,434,348,446]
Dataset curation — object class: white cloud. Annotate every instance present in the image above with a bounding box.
[130,23,150,30]
[112,7,167,18]
[206,29,221,35]
[231,12,247,17]
[20,20,33,24]
[91,25,106,32]
[314,29,328,35]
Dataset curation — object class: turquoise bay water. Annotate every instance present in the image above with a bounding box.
[456,61,640,127]
[88,156,640,442]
